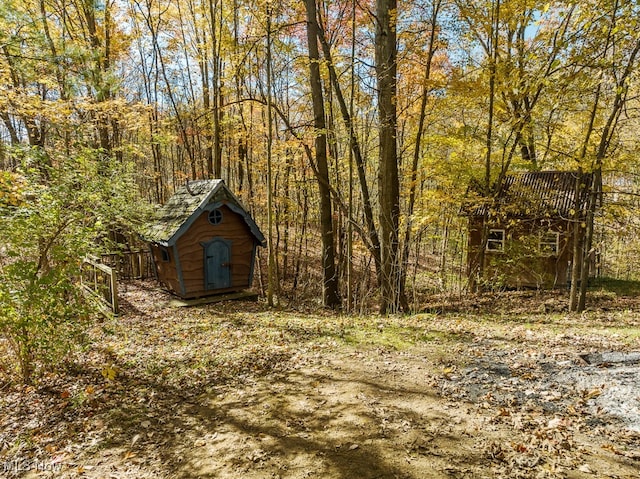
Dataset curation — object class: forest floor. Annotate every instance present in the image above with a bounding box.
[2,281,640,478]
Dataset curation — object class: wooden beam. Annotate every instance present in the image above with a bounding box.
[169,291,259,307]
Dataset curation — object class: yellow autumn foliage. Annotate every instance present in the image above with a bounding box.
[0,171,26,209]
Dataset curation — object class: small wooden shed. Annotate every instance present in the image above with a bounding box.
[465,171,595,289]
[142,180,265,298]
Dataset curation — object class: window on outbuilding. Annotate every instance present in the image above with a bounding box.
[486,229,505,252]
[160,247,170,262]
[539,231,560,255]
[208,208,223,225]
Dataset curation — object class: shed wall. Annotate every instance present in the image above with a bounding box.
[176,204,257,297]
[150,243,181,295]
[467,218,578,289]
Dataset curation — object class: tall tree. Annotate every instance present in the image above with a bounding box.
[304,0,341,308]
[572,0,640,311]
[399,0,443,306]
[315,16,383,289]
[375,0,403,312]
[265,0,277,307]
[205,0,225,178]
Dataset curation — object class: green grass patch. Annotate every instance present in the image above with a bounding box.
[341,325,416,350]
[334,314,476,350]
[418,330,474,343]
[590,277,640,296]
[591,326,640,344]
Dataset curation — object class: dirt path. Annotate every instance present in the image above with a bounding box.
[176,349,480,479]
[167,347,639,479]
[2,283,640,478]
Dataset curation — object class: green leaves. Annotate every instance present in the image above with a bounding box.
[0,147,147,384]
[0,258,90,383]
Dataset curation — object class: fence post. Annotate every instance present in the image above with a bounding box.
[110,268,119,315]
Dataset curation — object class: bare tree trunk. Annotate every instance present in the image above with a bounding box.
[197,8,215,178]
[474,0,501,292]
[265,5,277,307]
[375,0,403,313]
[569,169,584,311]
[207,0,224,178]
[304,0,340,308]
[315,27,382,285]
[346,0,356,311]
[399,0,442,308]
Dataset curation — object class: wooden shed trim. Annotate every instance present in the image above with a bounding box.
[167,200,265,248]
[142,180,265,248]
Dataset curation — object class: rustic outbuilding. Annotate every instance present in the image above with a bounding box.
[465,171,595,290]
[142,180,265,298]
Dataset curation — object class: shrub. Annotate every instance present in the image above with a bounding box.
[0,261,90,383]
[0,148,145,384]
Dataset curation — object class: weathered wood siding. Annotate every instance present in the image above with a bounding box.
[467,218,578,289]
[176,204,256,297]
[150,243,181,294]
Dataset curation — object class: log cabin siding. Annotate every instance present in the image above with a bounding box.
[149,243,181,294]
[176,204,256,297]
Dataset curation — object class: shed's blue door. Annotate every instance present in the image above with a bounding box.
[205,239,231,289]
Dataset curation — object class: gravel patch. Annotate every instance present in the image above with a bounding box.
[440,347,640,431]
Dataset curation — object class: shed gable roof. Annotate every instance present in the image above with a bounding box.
[466,171,594,218]
[141,179,266,246]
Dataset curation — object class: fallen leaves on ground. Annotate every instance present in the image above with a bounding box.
[0,281,639,478]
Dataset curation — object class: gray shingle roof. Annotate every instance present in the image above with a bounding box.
[141,179,265,246]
